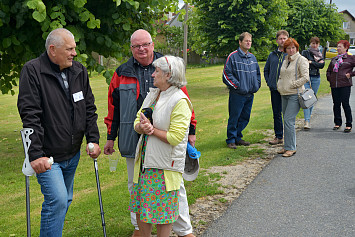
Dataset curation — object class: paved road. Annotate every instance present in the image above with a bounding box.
[202,90,355,237]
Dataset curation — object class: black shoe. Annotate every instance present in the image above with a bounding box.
[333,125,341,130]
[236,140,250,146]
[227,143,237,149]
[344,127,352,133]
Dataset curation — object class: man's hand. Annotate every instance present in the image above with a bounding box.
[104,140,115,155]
[86,143,101,159]
[346,73,351,79]
[30,157,52,174]
[188,135,196,147]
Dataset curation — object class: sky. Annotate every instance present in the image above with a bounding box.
[178,0,355,17]
[332,0,355,17]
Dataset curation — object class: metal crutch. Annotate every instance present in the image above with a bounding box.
[20,128,36,237]
[20,128,53,236]
[89,143,107,237]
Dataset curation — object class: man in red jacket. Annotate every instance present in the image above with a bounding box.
[104,29,196,237]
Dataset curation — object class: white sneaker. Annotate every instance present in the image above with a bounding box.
[304,121,311,130]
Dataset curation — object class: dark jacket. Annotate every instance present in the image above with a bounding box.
[301,49,325,76]
[264,49,287,91]
[326,54,355,88]
[17,52,100,162]
[222,48,261,95]
[104,52,197,158]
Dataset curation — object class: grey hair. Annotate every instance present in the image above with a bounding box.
[153,55,187,88]
[45,28,74,52]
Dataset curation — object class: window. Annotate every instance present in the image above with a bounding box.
[343,21,350,29]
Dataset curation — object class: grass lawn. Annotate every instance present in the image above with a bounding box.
[0,60,331,236]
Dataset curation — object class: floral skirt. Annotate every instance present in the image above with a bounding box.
[129,168,179,224]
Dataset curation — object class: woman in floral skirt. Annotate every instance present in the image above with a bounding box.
[130,55,192,237]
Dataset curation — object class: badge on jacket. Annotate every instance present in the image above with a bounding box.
[73,91,84,102]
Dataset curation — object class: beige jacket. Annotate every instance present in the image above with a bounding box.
[277,52,309,95]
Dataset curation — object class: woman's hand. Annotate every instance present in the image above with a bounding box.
[138,113,154,135]
[346,73,351,79]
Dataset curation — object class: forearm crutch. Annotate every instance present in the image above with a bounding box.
[20,128,35,237]
[89,143,107,237]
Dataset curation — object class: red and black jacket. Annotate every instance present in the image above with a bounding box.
[104,52,196,158]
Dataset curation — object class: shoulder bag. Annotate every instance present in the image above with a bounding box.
[295,57,318,109]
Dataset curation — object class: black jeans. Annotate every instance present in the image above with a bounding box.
[270,90,283,139]
[331,86,352,127]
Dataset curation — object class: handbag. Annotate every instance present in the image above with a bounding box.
[295,57,318,109]
[298,88,317,109]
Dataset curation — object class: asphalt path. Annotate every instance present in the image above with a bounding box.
[202,89,355,237]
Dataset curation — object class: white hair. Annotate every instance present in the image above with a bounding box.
[153,55,187,88]
[130,29,152,43]
[45,28,74,52]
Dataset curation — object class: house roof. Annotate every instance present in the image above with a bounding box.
[339,10,355,21]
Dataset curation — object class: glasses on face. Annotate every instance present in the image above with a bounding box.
[131,42,152,49]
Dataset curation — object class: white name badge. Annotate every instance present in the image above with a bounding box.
[73,91,84,102]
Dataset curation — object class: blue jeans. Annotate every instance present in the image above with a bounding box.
[303,75,321,122]
[226,92,254,144]
[36,152,80,237]
[281,94,300,151]
[270,90,283,139]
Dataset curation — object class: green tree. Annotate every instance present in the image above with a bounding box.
[0,0,178,95]
[155,25,184,55]
[285,0,345,50]
[189,0,289,61]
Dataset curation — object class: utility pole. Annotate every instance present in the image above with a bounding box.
[183,2,188,66]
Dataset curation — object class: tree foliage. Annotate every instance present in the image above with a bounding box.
[0,0,178,94]
[155,25,184,55]
[188,0,345,61]
[189,0,289,61]
[284,0,345,50]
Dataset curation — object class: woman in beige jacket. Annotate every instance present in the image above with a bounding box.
[277,38,309,157]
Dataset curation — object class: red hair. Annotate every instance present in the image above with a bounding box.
[284,38,299,51]
[337,40,350,51]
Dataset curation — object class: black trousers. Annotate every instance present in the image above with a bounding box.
[331,86,352,127]
[270,90,283,139]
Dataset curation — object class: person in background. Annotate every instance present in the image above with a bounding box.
[264,30,289,145]
[17,28,101,236]
[222,32,261,149]
[277,38,309,157]
[130,55,192,237]
[301,37,325,130]
[326,40,355,133]
[104,29,196,237]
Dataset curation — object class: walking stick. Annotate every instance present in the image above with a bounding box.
[20,128,35,237]
[89,143,107,237]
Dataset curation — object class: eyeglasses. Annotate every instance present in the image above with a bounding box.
[131,42,152,49]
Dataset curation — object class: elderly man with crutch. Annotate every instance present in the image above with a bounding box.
[18,28,101,237]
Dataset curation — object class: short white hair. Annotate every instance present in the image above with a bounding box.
[45,28,74,52]
[130,29,152,43]
[153,55,187,88]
